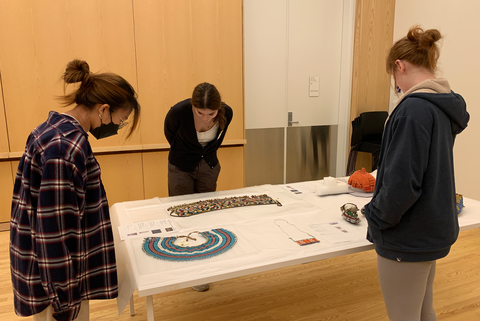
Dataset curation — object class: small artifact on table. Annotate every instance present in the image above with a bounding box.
[456,193,464,214]
[348,167,376,192]
[341,203,361,224]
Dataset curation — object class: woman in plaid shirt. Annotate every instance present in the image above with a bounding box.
[10,59,140,321]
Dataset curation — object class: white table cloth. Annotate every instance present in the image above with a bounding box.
[110,181,480,321]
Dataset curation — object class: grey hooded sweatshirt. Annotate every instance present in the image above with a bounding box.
[364,78,469,262]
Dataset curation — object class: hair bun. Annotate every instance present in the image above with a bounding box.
[63,59,91,84]
[406,26,442,50]
[419,29,442,49]
[386,25,442,75]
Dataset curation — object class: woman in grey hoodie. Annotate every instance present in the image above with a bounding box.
[364,26,469,321]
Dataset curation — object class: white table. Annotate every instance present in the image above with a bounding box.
[110,181,480,321]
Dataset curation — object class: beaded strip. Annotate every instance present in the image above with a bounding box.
[142,228,237,261]
[274,219,320,246]
[167,194,282,217]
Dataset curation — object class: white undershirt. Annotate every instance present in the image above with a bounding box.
[61,113,81,125]
[197,122,219,146]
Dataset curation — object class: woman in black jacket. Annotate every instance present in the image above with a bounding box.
[164,83,233,292]
[164,82,233,196]
[364,26,469,320]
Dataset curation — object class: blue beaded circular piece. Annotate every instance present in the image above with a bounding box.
[142,228,237,261]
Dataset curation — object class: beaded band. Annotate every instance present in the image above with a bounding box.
[167,194,282,217]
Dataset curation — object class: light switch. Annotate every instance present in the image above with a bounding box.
[309,76,319,97]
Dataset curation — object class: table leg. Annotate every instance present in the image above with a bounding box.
[129,295,135,316]
[146,295,154,321]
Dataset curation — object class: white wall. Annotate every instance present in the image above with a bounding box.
[244,0,345,129]
[244,0,287,129]
[244,0,355,177]
[393,1,480,201]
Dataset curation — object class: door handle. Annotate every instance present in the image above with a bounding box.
[288,112,299,126]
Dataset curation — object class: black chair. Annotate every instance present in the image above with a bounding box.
[346,111,388,176]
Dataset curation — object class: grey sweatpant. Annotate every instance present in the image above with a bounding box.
[377,255,437,321]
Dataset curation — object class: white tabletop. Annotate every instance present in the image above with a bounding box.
[110,181,480,315]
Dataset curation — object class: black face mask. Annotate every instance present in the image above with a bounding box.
[90,121,119,140]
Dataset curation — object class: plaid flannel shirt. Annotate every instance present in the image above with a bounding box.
[10,112,118,320]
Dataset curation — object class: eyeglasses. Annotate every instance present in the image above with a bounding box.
[111,109,129,129]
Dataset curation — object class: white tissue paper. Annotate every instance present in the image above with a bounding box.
[315,176,349,196]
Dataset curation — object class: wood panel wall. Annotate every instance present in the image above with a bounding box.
[349,0,395,171]
[351,0,395,119]
[0,80,8,157]
[0,0,244,224]
[133,0,244,146]
[0,0,141,153]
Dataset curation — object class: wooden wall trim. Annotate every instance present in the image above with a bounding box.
[1,139,248,160]
[0,222,8,232]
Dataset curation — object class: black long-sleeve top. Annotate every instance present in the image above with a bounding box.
[164,98,233,172]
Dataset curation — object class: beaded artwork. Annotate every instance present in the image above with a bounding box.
[274,219,320,246]
[341,203,361,224]
[294,237,320,246]
[456,193,464,214]
[167,194,282,217]
[142,228,237,262]
[348,168,376,192]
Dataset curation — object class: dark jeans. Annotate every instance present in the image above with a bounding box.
[168,159,221,196]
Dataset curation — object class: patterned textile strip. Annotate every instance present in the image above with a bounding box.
[167,194,282,217]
